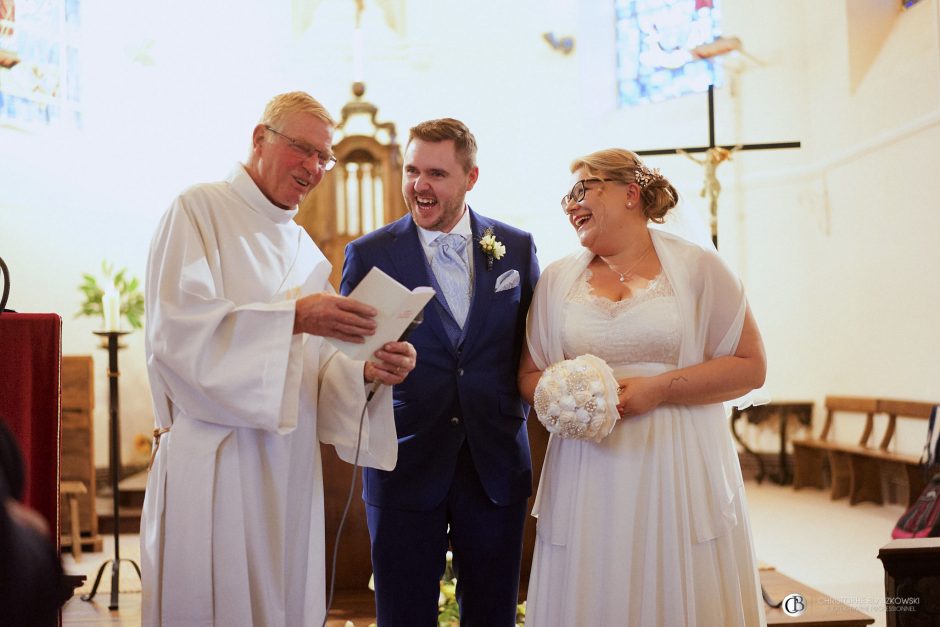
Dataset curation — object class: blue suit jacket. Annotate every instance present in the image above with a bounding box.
[341,209,540,510]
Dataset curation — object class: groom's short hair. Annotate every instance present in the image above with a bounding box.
[407,118,477,173]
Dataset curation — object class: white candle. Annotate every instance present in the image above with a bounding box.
[353,26,364,82]
[102,286,120,331]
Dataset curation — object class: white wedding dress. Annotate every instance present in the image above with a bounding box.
[525,268,765,627]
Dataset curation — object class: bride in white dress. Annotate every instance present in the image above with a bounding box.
[519,149,767,626]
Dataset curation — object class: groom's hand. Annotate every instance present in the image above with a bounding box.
[364,341,418,385]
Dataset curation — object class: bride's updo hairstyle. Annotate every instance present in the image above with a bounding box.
[571,148,678,224]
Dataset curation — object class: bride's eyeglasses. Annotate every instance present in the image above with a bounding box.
[561,178,615,212]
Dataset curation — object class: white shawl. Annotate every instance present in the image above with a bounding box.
[527,228,749,543]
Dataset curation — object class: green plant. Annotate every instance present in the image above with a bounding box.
[436,552,526,626]
[76,261,145,329]
[369,551,527,627]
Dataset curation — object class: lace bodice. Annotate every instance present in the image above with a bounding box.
[562,268,680,367]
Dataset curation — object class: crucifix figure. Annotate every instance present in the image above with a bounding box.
[676,145,739,240]
[636,85,800,247]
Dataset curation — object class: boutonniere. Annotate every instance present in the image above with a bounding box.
[478,227,506,270]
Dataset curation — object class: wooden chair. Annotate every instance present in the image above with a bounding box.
[792,396,878,499]
[868,399,934,506]
[60,480,87,560]
[793,396,935,507]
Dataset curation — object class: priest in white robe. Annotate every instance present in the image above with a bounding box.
[141,91,416,627]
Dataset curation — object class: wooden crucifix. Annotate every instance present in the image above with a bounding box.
[636,84,800,248]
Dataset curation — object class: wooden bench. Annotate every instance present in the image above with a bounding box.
[867,399,933,506]
[792,396,934,506]
[760,566,874,626]
[792,396,878,501]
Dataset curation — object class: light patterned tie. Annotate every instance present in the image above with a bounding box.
[430,233,471,327]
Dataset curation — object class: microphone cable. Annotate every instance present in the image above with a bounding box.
[321,310,423,627]
[322,382,378,627]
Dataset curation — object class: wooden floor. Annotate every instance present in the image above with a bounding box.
[60,478,897,626]
[62,591,374,626]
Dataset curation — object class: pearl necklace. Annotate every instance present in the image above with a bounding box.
[606,246,653,283]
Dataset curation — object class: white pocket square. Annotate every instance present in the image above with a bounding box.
[495,269,520,292]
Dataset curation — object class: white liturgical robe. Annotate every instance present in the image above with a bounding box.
[141,164,397,627]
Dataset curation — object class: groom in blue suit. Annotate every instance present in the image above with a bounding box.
[341,118,539,626]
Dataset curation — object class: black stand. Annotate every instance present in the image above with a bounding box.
[81,331,141,610]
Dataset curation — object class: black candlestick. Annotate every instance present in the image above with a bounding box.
[82,331,141,610]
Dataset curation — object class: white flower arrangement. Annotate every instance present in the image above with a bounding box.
[479,227,506,270]
[533,354,620,442]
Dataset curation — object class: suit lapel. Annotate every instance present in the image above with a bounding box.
[459,210,497,351]
[386,216,456,356]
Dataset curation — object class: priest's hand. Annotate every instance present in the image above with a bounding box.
[293,293,377,342]
[364,341,417,386]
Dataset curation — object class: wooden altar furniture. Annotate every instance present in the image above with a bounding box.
[60,355,101,553]
[878,537,940,627]
[731,401,813,484]
[295,83,407,290]
[0,312,61,539]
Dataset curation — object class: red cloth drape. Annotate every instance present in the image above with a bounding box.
[0,312,61,540]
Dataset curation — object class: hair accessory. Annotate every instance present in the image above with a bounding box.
[633,162,661,189]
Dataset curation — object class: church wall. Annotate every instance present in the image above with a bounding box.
[549,0,940,453]
[1,0,297,466]
[2,0,938,465]
[731,0,940,452]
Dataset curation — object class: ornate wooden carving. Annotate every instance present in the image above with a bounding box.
[296,84,406,289]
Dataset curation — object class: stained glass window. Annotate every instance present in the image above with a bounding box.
[615,0,722,106]
[0,0,82,128]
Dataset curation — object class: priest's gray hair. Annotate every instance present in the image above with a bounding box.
[571,148,678,224]
[261,91,336,129]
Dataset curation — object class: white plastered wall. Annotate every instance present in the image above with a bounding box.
[1,0,937,465]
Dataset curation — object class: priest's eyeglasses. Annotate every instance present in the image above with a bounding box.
[265,126,337,171]
[561,178,615,212]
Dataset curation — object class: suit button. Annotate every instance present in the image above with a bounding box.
[457,368,464,376]
[451,417,460,425]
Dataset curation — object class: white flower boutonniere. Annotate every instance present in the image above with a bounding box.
[479,227,506,270]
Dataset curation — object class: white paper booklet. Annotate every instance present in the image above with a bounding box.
[327,266,435,361]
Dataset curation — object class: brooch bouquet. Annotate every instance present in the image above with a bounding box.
[478,227,506,270]
[533,354,620,442]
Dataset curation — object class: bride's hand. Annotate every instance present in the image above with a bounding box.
[616,377,665,418]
